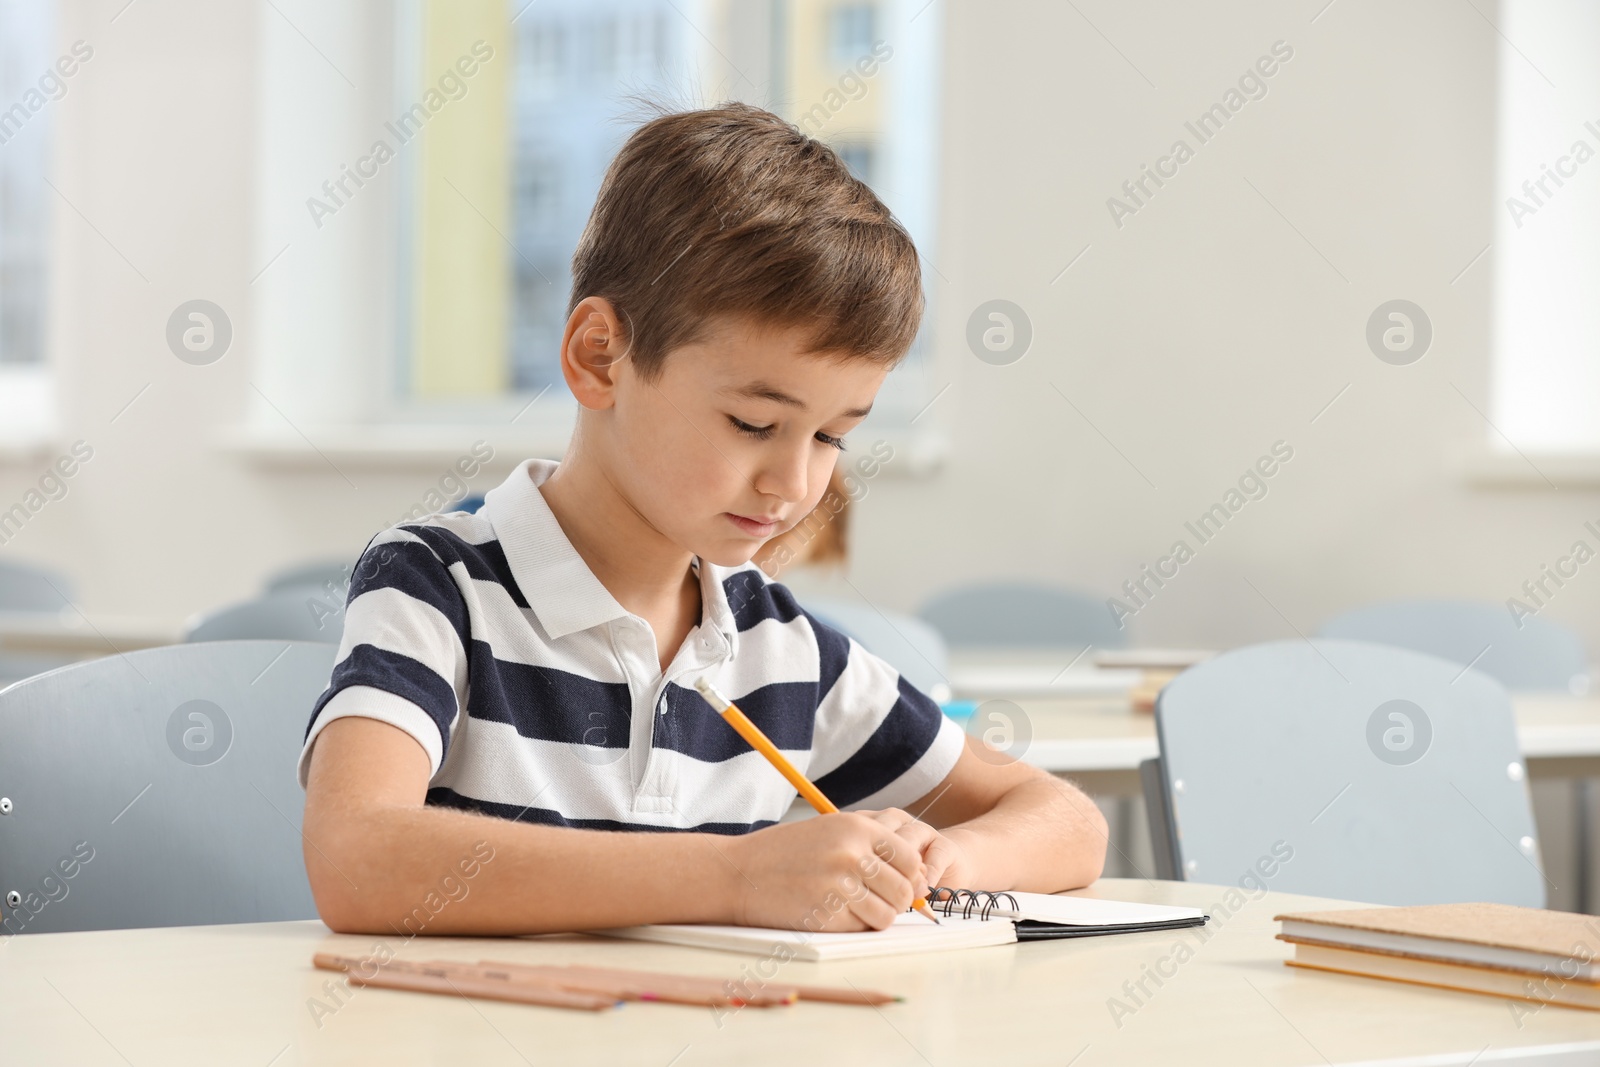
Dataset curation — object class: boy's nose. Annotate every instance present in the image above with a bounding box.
[752,447,810,504]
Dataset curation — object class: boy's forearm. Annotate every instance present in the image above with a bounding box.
[304,799,744,935]
[941,774,1108,893]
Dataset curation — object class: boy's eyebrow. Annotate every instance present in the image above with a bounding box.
[720,382,873,419]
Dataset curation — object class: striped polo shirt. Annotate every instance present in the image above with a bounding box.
[297,458,965,833]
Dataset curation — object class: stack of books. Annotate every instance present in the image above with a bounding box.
[1275,902,1600,1011]
[1093,649,1214,711]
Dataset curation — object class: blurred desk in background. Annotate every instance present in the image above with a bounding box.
[972,691,1600,796]
[0,611,180,661]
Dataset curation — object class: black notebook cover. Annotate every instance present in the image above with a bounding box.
[1015,915,1210,941]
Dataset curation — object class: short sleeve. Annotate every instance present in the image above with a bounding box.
[296,529,472,789]
[802,611,966,811]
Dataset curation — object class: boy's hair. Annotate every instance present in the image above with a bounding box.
[570,102,923,381]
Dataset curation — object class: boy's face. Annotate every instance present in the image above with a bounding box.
[607,316,888,567]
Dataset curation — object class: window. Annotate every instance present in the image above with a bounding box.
[395,0,940,421]
[778,0,942,426]
[245,0,942,457]
[1490,0,1600,456]
[827,3,876,67]
[0,1,55,442]
[390,0,697,407]
[833,141,876,185]
[499,2,694,393]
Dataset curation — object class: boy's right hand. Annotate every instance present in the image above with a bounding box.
[721,813,926,932]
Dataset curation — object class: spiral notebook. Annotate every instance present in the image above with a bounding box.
[593,889,1208,961]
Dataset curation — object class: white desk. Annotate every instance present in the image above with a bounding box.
[6,879,1600,1065]
[0,610,180,658]
[997,694,1600,796]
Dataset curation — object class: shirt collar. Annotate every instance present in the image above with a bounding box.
[482,458,741,648]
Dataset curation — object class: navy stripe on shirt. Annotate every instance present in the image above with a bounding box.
[403,524,532,609]
[310,643,460,751]
[813,675,947,808]
[725,568,806,630]
[426,786,778,836]
[464,642,633,749]
[346,536,474,651]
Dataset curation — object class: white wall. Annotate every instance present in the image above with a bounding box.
[863,0,1600,656]
[1,0,526,621]
[3,0,1595,659]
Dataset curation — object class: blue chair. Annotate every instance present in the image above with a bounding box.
[1142,639,1544,907]
[804,598,951,703]
[263,558,352,596]
[0,559,78,686]
[1318,600,1588,694]
[0,640,334,932]
[183,589,345,645]
[0,558,74,612]
[1312,601,1587,694]
[917,582,1126,651]
[1320,602,1596,912]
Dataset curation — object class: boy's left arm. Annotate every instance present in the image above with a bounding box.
[875,735,1109,894]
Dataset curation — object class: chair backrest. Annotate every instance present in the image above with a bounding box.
[0,640,334,933]
[0,560,80,687]
[184,588,344,644]
[0,652,79,689]
[804,598,951,703]
[1144,639,1544,907]
[0,558,74,612]
[262,558,352,596]
[1318,599,1588,693]
[917,582,1125,650]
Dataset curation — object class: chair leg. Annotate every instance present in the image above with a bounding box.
[1140,757,1179,881]
[1578,778,1593,914]
[1114,796,1136,874]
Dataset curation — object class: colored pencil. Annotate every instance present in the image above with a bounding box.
[313,952,619,1011]
[786,981,903,1006]
[478,961,901,1007]
[479,960,798,1007]
[315,953,900,1009]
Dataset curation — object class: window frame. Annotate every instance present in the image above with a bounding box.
[1477,0,1600,485]
[237,0,947,475]
[0,0,59,453]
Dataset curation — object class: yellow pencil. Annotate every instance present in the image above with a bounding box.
[693,677,942,925]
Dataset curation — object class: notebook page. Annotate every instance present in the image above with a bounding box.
[592,910,1017,961]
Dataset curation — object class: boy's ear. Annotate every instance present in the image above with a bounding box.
[559,296,629,409]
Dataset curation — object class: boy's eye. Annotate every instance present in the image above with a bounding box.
[729,415,848,452]
[728,416,775,440]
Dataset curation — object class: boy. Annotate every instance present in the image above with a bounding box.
[298,103,1107,936]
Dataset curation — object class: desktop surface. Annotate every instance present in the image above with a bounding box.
[7,879,1600,1065]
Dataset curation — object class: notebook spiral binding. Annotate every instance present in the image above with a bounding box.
[927,887,1020,920]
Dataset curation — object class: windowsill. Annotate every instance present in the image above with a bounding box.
[0,366,57,463]
[0,435,56,464]
[1463,448,1600,488]
[216,422,571,471]
[218,421,948,477]
[866,423,948,477]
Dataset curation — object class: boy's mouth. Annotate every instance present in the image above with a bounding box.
[725,512,781,537]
